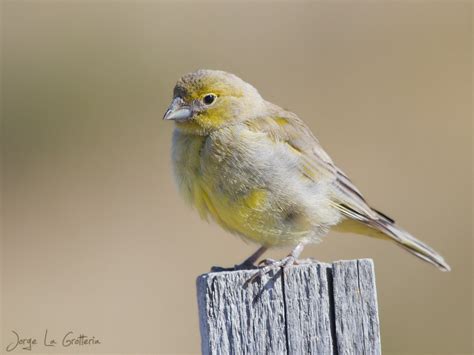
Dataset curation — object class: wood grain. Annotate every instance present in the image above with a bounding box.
[197,259,381,354]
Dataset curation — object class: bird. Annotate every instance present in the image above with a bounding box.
[163,69,450,275]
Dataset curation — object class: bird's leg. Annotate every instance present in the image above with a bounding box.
[250,243,306,282]
[235,246,268,270]
[259,242,305,268]
[210,246,268,272]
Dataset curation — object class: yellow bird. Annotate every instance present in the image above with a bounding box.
[163,69,450,274]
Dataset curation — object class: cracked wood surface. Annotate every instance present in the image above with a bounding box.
[196,259,381,355]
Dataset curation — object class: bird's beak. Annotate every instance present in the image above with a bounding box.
[163,97,192,122]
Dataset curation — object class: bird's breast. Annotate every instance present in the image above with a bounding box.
[171,127,321,246]
[172,128,253,219]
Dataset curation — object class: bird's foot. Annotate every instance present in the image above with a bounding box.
[246,242,307,284]
[247,255,297,283]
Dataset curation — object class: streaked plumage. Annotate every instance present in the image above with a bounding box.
[164,69,450,272]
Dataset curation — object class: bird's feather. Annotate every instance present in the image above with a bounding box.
[244,107,450,271]
[167,69,450,271]
[244,109,376,219]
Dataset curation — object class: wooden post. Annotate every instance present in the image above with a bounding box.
[196,259,381,355]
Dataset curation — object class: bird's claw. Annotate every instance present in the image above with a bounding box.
[248,255,297,283]
[258,258,277,266]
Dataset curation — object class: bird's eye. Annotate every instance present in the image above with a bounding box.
[203,93,216,105]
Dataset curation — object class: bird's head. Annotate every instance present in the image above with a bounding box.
[163,69,264,135]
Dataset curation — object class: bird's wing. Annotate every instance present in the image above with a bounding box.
[245,111,451,272]
[244,112,381,222]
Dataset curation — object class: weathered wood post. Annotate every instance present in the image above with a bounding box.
[196,259,381,354]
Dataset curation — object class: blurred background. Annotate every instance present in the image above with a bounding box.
[1,1,472,354]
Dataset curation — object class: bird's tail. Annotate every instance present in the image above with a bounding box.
[374,220,450,271]
[334,217,451,272]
